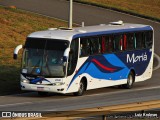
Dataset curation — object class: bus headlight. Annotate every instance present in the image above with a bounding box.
[21,79,30,83]
[53,82,64,86]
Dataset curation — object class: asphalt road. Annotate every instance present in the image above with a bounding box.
[0,0,160,111]
[0,87,160,111]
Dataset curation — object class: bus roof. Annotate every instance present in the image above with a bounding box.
[27,23,153,41]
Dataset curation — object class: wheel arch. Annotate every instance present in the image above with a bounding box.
[73,76,88,96]
[80,76,88,91]
[130,69,136,82]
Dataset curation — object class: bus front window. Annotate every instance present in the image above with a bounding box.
[22,38,69,77]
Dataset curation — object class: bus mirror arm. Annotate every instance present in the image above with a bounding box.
[13,44,23,59]
[63,48,70,62]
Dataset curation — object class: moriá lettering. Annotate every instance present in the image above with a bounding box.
[127,53,147,63]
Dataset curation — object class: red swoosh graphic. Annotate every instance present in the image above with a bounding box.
[91,59,116,72]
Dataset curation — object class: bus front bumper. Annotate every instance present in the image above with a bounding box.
[20,82,66,94]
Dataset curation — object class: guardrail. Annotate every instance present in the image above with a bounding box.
[4,100,159,120]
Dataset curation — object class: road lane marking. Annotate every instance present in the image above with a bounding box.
[0,102,32,108]
[82,85,160,98]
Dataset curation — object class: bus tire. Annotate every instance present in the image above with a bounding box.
[73,80,86,96]
[38,91,48,96]
[123,72,135,89]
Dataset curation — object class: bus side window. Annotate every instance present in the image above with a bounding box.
[127,33,134,50]
[108,36,114,52]
[101,36,114,53]
[133,33,137,49]
[119,35,123,51]
[101,36,106,53]
[80,38,90,57]
[67,39,79,76]
[135,32,143,49]
[90,37,101,55]
[113,35,123,52]
[123,34,127,50]
[103,36,113,53]
[144,31,153,48]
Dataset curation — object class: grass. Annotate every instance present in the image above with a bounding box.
[0,6,68,95]
[75,0,160,21]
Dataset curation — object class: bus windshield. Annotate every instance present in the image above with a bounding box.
[22,38,69,77]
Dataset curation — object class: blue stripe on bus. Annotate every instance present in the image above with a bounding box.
[67,54,128,90]
[30,77,51,84]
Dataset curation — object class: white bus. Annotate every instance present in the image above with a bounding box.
[14,21,154,96]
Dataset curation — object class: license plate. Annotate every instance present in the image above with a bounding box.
[37,87,44,91]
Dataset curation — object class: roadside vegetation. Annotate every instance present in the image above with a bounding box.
[76,0,160,20]
[0,6,68,95]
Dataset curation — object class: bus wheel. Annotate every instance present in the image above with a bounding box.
[73,80,86,96]
[38,91,48,96]
[123,72,135,89]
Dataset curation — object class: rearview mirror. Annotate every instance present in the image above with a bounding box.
[13,45,23,59]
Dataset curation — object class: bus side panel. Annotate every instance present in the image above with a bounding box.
[67,53,130,91]
[135,49,153,82]
[67,48,153,91]
[65,57,88,93]
[116,49,153,82]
